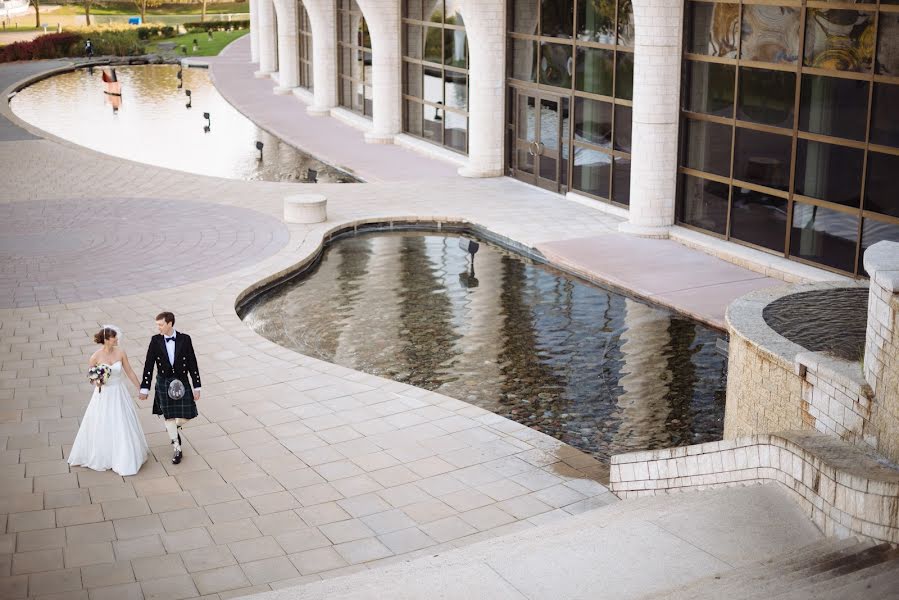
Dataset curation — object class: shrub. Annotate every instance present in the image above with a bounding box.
[183,19,249,33]
[0,33,82,63]
[89,30,145,55]
[136,25,177,40]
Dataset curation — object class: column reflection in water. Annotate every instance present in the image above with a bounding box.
[241,232,726,462]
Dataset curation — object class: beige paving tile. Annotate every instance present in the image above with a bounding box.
[313,460,364,482]
[319,519,376,545]
[336,493,392,519]
[420,515,479,543]
[102,497,151,520]
[288,547,348,576]
[204,499,257,524]
[232,476,284,499]
[87,582,143,600]
[24,459,70,478]
[131,554,187,581]
[252,510,307,536]
[377,483,432,508]
[140,574,199,600]
[207,518,263,546]
[75,471,122,489]
[295,502,351,527]
[378,527,436,555]
[12,548,65,574]
[80,560,135,588]
[274,527,331,555]
[0,532,15,554]
[160,527,215,553]
[8,509,55,532]
[0,574,28,599]
[132,477,182,498]
[16,526,66,552]
[459,505,516,531]
[112,534,165,563]
[496,494,553,519]
[175,471,226,492]
[478,478,531,502]
[332,537,393,565]
[248,491,301,515]
[179,545,236,573]
[55,504,103,528]
[228,536,284,563]
[146,491,197,513]
[45,487,92,510]
[402,498,457,524]
[89,484,136,503]
[191,565,250,596]
[219,584,272,599]
[159,507,212,532]
[64,541,115,568]
[28,567,82,596]
[113,514,165,540]
[190,484,242,507]
[241,556,300,586]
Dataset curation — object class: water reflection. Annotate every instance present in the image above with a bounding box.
[242,232,727,463]
[10,65,357,183]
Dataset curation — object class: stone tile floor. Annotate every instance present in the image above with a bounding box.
[0,50,834,599]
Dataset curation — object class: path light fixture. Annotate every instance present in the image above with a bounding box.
[305,169,317,183]
[203,112,211,133]
[458,237,479,277]
[255,141,264,161]
[185,89,192,109]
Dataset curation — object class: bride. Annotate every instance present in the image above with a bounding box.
[68,325,150,476]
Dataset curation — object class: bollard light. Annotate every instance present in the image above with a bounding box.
[255,141,264,161]
[203,112,211,133]
[185,89,192,109]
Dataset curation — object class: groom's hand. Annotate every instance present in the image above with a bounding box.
[138,393,148,401]
[194,390,201,401]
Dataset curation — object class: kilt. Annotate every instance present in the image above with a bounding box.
[152,375,198,420]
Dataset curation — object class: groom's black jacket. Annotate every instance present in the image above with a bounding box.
[142,333,201,420]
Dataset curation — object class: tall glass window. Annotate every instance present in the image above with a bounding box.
[506,0,634,206]
[297,0,313,91]
[677,0,899,276]
[337,0,372,117]
[402,1,469,153]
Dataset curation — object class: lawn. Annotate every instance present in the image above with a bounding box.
[146,28,247,56]
[53,2,249,16]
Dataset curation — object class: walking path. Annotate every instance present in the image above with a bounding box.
[0,48,835,599]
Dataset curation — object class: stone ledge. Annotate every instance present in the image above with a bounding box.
[610,431,899,543]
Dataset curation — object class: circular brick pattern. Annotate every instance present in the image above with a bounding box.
[0,198,289,308]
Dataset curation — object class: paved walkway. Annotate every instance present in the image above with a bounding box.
[0,50,830,599]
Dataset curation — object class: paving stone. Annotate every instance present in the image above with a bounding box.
[179,545,236,573]
[319,519,376,545]
[274,527,331,554]
[64,541,115,568]
[132,477,182,498]
[8,509,55,532]
[45,488,92,510]
[160,527,215,553]
[419,515,479,543]
[332,537,393,565]
[204,500,257,524]
[146,492,197,514]
[241,556,300,586]
[360,508,418,535]
[207,518,263,546]
[16,526,66,552]
[140,574,199,600]
[28,567,82,596]
[87,582,143,600]
[402,498,457,524]
[290,482,343,507]
[219,584,272,599]
[496,494,553,519]
[102,498,151,521]
[440,488,495,512]
[248,491,301,515]
[159,508,211,532]
[89,484,136,503]
[252,510,307,536]
[191,565,250,596]
[377,527,436,555]
[12,548,65,574]
[80,560,135,589]
[228,535,284,563]
[288,547,348,576]
[132,554,187,581]
[377,483,432,508]
[113,514,165,540]
[190,484,242,507]
[111,535,164,563]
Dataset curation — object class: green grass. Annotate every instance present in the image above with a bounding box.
[145,28,246,56]
[53,2,249,16]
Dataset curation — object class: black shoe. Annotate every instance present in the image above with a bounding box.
[172,448,182,465]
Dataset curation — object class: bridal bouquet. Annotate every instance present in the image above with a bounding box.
[87,364,112,394]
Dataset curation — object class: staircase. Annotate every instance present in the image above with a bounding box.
[641,537,899,600]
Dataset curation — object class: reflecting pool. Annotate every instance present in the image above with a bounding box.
[10,65,357,183]
[241,231,727,463]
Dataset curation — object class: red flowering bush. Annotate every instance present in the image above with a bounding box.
[0,33,82,63]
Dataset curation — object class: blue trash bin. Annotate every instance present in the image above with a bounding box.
[128,17,141,25]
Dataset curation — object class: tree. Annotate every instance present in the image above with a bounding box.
[29,0,40,28]
[201,0,208,22]
[84,0,92,26]
[133,0,147,23]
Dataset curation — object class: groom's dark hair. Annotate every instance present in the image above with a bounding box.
[156,311,175,325]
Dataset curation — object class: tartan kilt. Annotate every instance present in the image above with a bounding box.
[152,375,198,420]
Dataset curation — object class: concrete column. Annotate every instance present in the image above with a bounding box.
[249,0,260,62]
[864,241,899,398]
[303,0,338,115]
[458,0,505,177]
[618,0,684,238]
[256,0,279,77]
[355,0,402,143]
[273,0,299,93]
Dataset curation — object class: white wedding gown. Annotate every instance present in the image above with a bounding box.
[68,361,150,476]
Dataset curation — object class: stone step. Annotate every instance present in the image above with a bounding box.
[767,551,899,600]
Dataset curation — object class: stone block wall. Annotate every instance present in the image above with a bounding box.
[610,432,899,543]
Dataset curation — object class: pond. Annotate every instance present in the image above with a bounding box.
[10,64,357,183]
[241,230,728,464]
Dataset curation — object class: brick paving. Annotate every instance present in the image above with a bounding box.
[0,52,830,599]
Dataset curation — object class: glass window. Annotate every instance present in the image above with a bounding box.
[859,218,899,275]
[876,14,899,76]
[685,1,738,58]
[681,119,732,178]
[512,0,539,34]
[404,62,422,97]
[424,26,443,63]
[423,104,442,142]
[405,25,422,59]
[576,0,615,44]
[683,61,735,117]
[737,67,795,129]
[512,38,538,82]
[803,9,874,73]
[423,66,443,104]
[575,47,613,96]
[730,187,787,252]
[444,72,467,110]
[794,140,863,207]
[733,128,792,191]
[612,156,631,205]
[540,42,573,88]
[679,174,729,235]
[617,0,634,46]
[740,6,800,65]
[541,0,574,38]
[445,0,464,26]
[572,147,611,198]
[444,29,467,67]
[615,51,633,100]
[614,105,631,153]
[870,84,899,149]
[404,0,422,21]
[865,151,899,218]
[445,111,467,152]
[789,203,858,272]
[799,74,868,141]
[574,98,612,147]
[405,100,423,136]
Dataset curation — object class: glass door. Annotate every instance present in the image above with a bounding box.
[511,89,563,192]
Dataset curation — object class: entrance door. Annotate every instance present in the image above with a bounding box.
[511,90,563,192]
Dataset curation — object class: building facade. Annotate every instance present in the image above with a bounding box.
[252,0,899,277]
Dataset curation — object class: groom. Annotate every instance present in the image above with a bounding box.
[139,312,201,464]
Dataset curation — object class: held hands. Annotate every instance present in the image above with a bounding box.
[194,390,201,401]
[138,393,148,401]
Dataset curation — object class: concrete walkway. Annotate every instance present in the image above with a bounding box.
[0,52,830,599]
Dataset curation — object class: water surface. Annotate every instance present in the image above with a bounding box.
[11,65,357,183]
[242,231,728,463]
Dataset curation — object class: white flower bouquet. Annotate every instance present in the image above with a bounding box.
[88,364,112,394]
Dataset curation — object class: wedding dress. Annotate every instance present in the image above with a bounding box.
[68,361,150,476]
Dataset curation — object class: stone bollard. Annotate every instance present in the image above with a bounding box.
[284,194,327,224]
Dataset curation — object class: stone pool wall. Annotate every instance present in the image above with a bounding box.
[724,283,879,456]
[863,242,899,464]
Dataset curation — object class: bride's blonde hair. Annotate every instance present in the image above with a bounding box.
[93,327,117,345]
